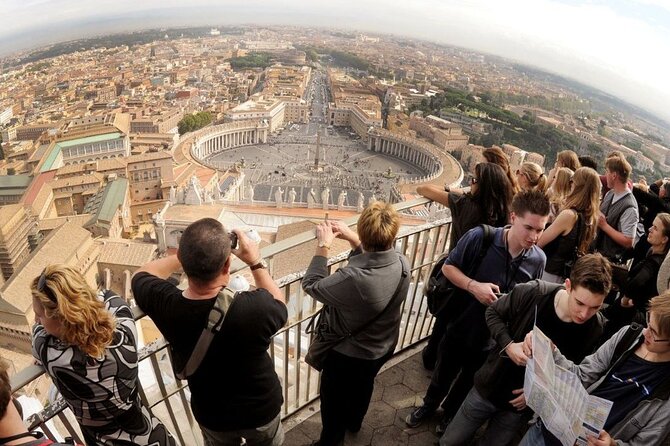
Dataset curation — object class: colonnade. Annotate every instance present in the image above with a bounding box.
[194,128,267,158]
[367,134,442,178]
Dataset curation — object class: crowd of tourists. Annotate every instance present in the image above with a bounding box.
[2,149,670,446]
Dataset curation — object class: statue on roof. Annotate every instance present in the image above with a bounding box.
[247,184,255,202]
[337,190,347,210]
[275,187,284,208]
[307,188,316,208]
[288,188,297,207]
[357,191,365,212]
[321,187,330,210]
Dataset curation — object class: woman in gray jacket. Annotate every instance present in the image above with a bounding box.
[302,201,410,446]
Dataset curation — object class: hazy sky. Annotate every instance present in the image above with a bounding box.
[2,0,669,123]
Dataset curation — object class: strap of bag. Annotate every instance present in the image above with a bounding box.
[306,255,408,340]
[465,224,495,278]
[176,287,236,380]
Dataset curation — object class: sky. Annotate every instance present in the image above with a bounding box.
[1,0,669,124]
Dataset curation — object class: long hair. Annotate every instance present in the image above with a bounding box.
[483,147,519,193]
[473,162,514,227]
[562,167,601,254]
[557,150,580,172]
[549,167,573,210]
[519,162,547,192]
[31,264,114,358]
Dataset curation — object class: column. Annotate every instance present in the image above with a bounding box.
[104,268,111,290]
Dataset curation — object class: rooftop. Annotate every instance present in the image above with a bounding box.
[97,239,156,267]
[55,132,123,148]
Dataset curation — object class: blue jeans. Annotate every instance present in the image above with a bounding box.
[200,412,284,446]
[439,387,526,446]
[518,420,547,446]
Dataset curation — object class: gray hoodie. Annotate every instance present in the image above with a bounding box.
[553,325,670,446]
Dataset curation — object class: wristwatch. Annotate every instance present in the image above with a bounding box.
[318,240,331,249]
[250,259,268,270]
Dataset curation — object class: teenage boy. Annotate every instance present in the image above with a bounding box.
[439,254,611,446]
[406,190,550,431]
[520,294,670,446]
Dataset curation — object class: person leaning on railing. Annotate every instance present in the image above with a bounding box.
[302,202,411,446]
[30,264,176,446]
[131,219,287,446]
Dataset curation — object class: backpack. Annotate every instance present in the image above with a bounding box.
[424,224,494,315]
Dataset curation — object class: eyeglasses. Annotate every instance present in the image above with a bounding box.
[471,177,479,184]
[646,312,669,342]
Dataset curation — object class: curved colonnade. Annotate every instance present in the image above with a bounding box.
[367,128,448,185]
[189,119,270,164]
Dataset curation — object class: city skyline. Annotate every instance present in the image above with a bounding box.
[2,0,669,125]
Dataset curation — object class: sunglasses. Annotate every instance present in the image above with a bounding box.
[37,269,57,303]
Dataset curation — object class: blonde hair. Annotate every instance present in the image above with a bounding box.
[649,293,670,338]
[519,162,547,192]
[31,264,114,358]
[357,201,400,252]
[556,150,580,171]
[562,167,601,254]
[550,167,573,209]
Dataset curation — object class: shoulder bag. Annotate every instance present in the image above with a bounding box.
[174,287,236,380]
[304,255,408,371]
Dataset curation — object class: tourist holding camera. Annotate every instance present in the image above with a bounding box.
[132,219,287,446]
[302,202,410,446]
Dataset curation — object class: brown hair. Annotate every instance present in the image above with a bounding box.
[31,264,114,358]
[569,253,612,296]
[511,189,550,217]
[550,168,573,209]
[519,162,547,192]
[357,201,400,252]
[557,150,580,171]
[648,293,670,338]
[0,360,10,420]
[562,167,601,254]
[605,156,632,183]
[483,147,519,193]
[655,213,670,252]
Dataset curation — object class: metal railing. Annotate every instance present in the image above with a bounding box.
[10,198,452,444]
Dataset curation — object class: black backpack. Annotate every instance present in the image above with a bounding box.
[424,224,494,315]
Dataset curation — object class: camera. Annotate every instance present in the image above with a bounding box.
[229,232,238,250]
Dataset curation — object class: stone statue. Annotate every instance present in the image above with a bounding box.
[275,187,284,208]
[307,188,317,208]
[321,187,330,210]
[337,190,347,210]
[169,185,176,203]
[247,184,255,202]
[288,188,297,207]
[357,191,365,212]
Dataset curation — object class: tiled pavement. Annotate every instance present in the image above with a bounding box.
[283,346,445,446]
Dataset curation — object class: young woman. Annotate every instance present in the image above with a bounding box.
[602,213,670,339]
[538,167,601,283]
[417,162,514,248]
[547,167,573,221]
[516,162,547,192]
[31,265,175,446]
[483,147,519,193]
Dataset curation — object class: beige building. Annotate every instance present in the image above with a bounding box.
[127,151,175,203]
[0,204,38,281]
[130,108,183,134]
[226,94,286,132]
[97,239,157,300]
[51,173,104,216]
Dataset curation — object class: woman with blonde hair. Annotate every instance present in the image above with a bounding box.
[538,167,601,283]
[516,162,547,192]
[31,264,175,446]
[547,167,573,221]
[303,202,410,446]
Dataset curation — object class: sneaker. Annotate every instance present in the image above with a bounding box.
[435,417,451,435]
[405,405,435,427]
